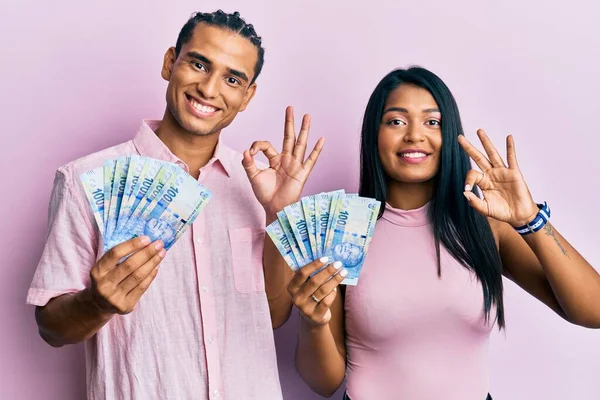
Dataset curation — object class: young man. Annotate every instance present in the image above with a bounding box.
[27,10,322,399]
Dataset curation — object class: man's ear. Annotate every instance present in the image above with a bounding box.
[238,82,257,112]
[161,47,177,81]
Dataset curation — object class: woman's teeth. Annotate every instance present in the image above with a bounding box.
[400,152,427,158]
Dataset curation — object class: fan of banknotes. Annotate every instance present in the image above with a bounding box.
[80,155,212,252]
[267,190,381,285]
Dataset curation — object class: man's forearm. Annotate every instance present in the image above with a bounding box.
[263,212,294,328]
[35,288,114,347]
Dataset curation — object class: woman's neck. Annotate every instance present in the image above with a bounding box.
[386,179,434,210]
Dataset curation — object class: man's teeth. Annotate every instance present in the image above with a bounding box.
[400,152,427,158]
[190,98,217,113]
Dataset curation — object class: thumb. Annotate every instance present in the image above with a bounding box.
[463,191,489,216]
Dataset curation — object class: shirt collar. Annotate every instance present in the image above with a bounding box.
[132,119,233,178]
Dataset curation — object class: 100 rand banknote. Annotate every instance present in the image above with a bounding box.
[105,157,130,241]
[322,194,380,285]
[109,162,180,248]
[80,167,106,237]
[112,157,164,242]
[80,156,212,252]
[127,167,211,250]
[266,219,300,271]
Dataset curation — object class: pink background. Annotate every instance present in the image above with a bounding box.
[2,1,599,399]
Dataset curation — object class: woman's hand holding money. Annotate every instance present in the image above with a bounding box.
[89,236,166,315]
[287,257,347,326]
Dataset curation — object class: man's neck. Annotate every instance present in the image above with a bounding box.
[155,112,220,179]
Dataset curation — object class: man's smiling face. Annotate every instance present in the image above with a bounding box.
[161,23,258,136]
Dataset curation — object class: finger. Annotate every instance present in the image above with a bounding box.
[311,268,347,304]
[506,135,520,170]
[463,170,489,216]
[287,256,331,296]
[463,169,488,214]
[311,288,338,323]
[98,236,151,274]
[249,141,279,160]
[477,129,506,168]
[249,140,281,170]
[120,248,166,294]
[296,261,343,306]
[458,134,492,171]
[463,169,485,193]
[292,114,311,161]
[241,150,260,180]
[463,191,489,215]
[106,240,164,284]
[124,257,161,306]
[282,106,296,154]
[302,137,325,174]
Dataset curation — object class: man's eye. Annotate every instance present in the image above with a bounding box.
[193,62,206,71]
[227,77,241,85]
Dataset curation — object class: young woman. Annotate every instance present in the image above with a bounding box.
[286,67,600,400]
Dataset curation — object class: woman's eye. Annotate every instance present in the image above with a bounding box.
[427,120,441,126]
[388,119,406,126]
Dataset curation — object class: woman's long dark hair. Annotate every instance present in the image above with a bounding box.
[359,66,504,328]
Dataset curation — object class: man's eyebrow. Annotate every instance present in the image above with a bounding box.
[185,51,212,65]
[228,68,249,82]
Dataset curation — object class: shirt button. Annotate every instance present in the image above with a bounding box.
[196,236,202,244]
[213,389,220,397]
[208,337,214,344]
[202,286,209,293]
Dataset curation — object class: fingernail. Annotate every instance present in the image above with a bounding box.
[464,184,471,192]
[140,236,150,245]
[154,241,164,250]
[340,269,348,277]
[319,256,329,264]
[333,287,337,292]
[333,261,342,270]
[159,249,166,258]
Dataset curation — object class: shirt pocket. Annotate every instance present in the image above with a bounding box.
[229,228,266,294]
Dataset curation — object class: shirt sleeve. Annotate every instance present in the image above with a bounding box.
[26,167,99,307]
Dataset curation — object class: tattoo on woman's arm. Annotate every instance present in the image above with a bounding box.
[543,224,570,259]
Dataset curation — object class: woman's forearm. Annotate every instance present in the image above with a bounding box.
[296,317,346,397]
[524,222,600,327]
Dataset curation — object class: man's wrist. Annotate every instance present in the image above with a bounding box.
[266,211,278,225]
[76,287,114,319]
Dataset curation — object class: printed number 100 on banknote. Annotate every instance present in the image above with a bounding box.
[323,196,380,285]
